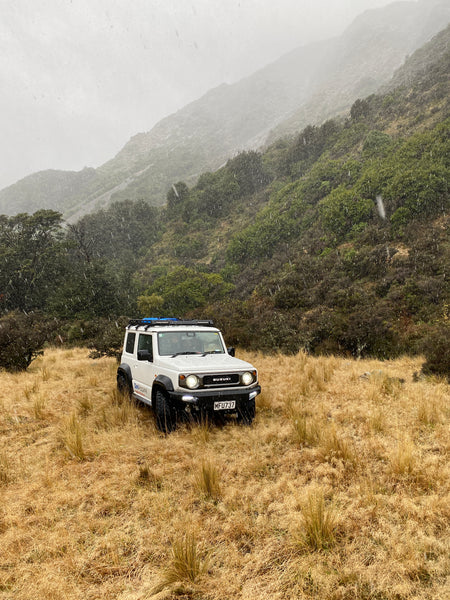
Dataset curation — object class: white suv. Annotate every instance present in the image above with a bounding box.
[117,318,261,432]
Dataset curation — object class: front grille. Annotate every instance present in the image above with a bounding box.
[203,373,240,387]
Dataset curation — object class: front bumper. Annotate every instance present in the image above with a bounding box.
[169,385,261,411]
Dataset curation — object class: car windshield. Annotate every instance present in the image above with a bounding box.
[157,331,225,356]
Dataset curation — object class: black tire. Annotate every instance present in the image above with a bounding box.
[117,371,132,397]
[154,389,176,433]
[237,398,255,426]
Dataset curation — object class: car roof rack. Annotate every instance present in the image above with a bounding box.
[127,318,215,329]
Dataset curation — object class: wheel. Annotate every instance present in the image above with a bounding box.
[117,371,132,397]
[237,398,255,426]
[154,389,176,433]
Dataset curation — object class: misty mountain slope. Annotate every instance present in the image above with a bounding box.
[142,22,449,277]
[384,21,450,93]
[99,0,450,211]
[0,38,328,220]
[0,0,448,220]
[267,0,450,141]
[71,39,330,221]
[0,167,99,217]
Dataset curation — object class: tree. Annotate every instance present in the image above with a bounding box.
[0,210,65,313]
[350,98,371,121]
[137,293,164,316]
[226,151,270,197]
[421,322,450,380]
[47,261,123,319]
[68,199,162,261]
[193,171,240,219]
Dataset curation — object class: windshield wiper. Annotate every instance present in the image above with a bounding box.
[170,351,202,357]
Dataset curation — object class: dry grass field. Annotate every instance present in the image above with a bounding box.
[0,348,448,600]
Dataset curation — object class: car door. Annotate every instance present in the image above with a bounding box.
[132,333,156,404]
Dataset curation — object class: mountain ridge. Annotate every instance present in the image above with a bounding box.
[0,0,449,219]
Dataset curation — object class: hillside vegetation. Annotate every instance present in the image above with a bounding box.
[0,24,449,375]
[0,348,448,599]
[130,24,450,365]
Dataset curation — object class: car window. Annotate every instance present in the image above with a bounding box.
[125,332,136,354]
[157,331,224,355]
[138,334,153,359]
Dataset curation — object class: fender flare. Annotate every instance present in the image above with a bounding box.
[152,374,174,398]
[118,363,132,383]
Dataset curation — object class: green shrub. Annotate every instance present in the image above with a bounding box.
[421,323,450,380]
[87,316,130,361]
[145,266,233,315]
[318,185,374,240]
[0,311,53,371]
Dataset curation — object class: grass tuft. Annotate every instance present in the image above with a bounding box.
[416,397,441,427]
[190,416,212,444]
[59,412,86,460]
[0,452,11,485]
[318,426,355,465]
[151,531,208,595]
[389,437,417,477]
[367,370,402,402]
[24,380,39,400]
[109,399,137,427]
[368,407,387,433]
[295,488,338,551]
[32,394,46,420]
[136,461,162,490]
[290,408,321,447]
[194,459,221,501]
[77,393,93,416]
[256,390,273,412]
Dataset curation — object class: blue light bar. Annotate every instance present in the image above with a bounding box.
[127,318,214,328]
[141,317,179,323]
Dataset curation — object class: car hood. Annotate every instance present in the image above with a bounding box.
[156,353,256,373]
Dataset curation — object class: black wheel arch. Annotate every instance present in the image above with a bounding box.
[117,364,133,394]
[118,363,132,380]
[152,374,174,399]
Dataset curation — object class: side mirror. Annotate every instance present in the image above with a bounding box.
[137,349,153,362]
[227,347,235,357]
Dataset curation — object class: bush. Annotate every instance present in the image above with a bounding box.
[0,311,53,371]
[318,185,374,240]
[421,323,450,380]
[87,316,130,361]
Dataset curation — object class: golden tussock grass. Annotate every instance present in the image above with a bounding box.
[150,530,209,596]
[0,347,449,599]
[292,487,338,552]
[193,458,222,502]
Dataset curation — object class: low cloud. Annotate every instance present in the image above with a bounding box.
[0,0,392,189]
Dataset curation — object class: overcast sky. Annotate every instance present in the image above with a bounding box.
[0,0,394,190]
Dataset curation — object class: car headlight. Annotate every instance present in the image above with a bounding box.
[241,371,254,386]
[185,374,200,389]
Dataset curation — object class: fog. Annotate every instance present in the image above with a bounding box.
[0,0,393,190]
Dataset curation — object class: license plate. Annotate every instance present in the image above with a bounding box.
[214,400,236,411]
